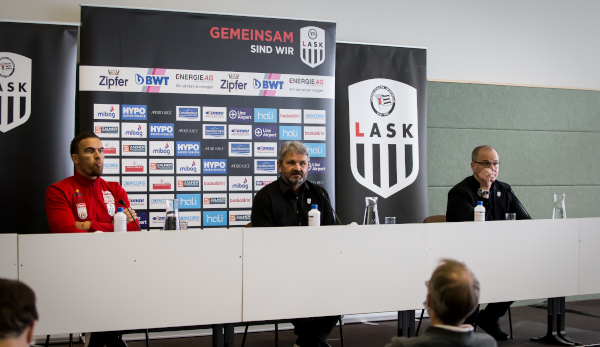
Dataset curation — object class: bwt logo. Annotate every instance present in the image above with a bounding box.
[122,105,147,120]
[280,126,302,140]
[176,141,201,156]
[153,143,171,155]
[253,78,283,90]
[135,74,170,86]
[124,124,144,137]
[254,108,277,123]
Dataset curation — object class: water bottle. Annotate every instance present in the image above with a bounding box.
[474,201,486,222]
[114,207,127,232]
[552,193,567,219]
[308,204,321,226]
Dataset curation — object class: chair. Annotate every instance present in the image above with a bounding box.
[415,214,513,339]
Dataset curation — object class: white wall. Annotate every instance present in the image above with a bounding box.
[3,0,599,90]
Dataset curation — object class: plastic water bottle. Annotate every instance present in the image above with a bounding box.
[114,207,127,232]
[308,204,321,226]
[474,201,486,222]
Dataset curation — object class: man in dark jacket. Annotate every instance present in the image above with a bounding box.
[384,259,496,347]
[446,145,530,340]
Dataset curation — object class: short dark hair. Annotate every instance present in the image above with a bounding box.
[0,279,38,339]
[471,145,496,162]
[427,259,479,326]
[70,132,100,155]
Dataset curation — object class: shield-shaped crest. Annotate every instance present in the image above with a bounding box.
[0,53,31,133]
[348,78,419,198]
[300,26,325,68]
[76,203,88,220]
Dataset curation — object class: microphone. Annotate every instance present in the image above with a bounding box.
[507,188,531,219]
[118,199,141,231]
[315,186,342,225]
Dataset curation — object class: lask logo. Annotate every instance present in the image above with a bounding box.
[305,143,326,157]
[203,176,227,191]
[94,104,120,119]
[348,78,419,198]
[122,123,147,138]
[229,210,252,225]
[204,211,227,226]
[300,26,325,68]
[149,141,173,156]
[254,159,277,174]
[229,176,251,191]
[103,140,119,156]
[279,109,302,124]
[177,194,201,209]
[176,141,201,156]
[279,126,302,140]
[203,159,227,174]
[94,122,119,138]
[304,126,326,141]
[122,105,146,120]
[0,53,31,133]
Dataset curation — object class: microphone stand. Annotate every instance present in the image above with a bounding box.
[118,199,141,231]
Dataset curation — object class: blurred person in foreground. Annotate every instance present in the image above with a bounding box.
[0,278,38,347]
[384,259,497,347]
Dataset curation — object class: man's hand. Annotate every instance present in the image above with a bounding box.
[75,221,91,231]
[475,168,496,191]
[124,208,138,224]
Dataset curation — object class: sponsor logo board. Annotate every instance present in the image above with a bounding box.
[137,212,148,230]
[149,212,165,228]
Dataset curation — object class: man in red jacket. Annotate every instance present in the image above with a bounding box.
[46,132,138,233]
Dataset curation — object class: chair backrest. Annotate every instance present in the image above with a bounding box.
[245,222,252,228]
[423,215,446,223]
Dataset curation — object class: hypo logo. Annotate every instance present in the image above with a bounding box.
[308,159,326,173]
[229,176,251,191]
[348,78,419,198]
[94,122,120,138]
[122,141,147,156]
[176,106,200,121]
[128,194,147,210]
[254,159,277,174]
[229,211,252,225]
[228,107,252,122]
[279,109,302,124]
[98,69,128,90]
[135,73,170,86]
[203,124,227,139]
[177,159,199,173]
[204,211,227,226]
[254,125,278,139]
[254,176,277,191]
[229,142,252,157]
[122,105,147,120]
[254,108,277,123]
[254,142,277,157]
[304,126,326,141]
[279,126,302,140]
[122,123,147,138]
[94,104,120,120]
[177,194,201,209]
[303,109,326,124]
[149,123,174,138]
[150,141,173,156]
[253,78,283,90]
[203,159,227,174]
[203,107,227,122]
[176,141,201,156]
[300,26,325,68]
[203,176,228,191]
[305,143,326,157]
[229,125,252,140]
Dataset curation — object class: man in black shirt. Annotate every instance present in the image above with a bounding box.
[446,145,530,341]
[251,141,338,347]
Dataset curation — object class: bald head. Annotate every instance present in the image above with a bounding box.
[427,259,480,326]
[471,145,496,163]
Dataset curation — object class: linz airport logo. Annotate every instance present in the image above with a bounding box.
[300,26,325,68]
[348,78,419,198]
[254,125,277,139]
[122,141,147,156]
[176,106,200,121]
[228,107,252,122]
[221,73,247,92]
[98,69,128,89]
[122,123,147,138]
[177,159,200,174]
[94,104,120,120]
[122,105,147,120]
[308,159,326,173]
[94,122,119,138]
[149,141,173,156]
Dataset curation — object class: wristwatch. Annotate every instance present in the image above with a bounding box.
[477,188,490,198]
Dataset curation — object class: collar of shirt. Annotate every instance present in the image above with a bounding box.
[278,177,308,197]
[73,170,97,187]
[433,324,474,332]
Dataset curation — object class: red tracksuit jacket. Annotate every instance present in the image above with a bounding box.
[46,171,137,233]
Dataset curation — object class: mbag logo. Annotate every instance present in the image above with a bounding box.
[348,78,419,198]
[94,104,120,120]
[300,27,325,68]
[0,53,31,133]
[122,123,147,138]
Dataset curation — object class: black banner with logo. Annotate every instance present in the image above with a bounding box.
[79,6,336,229]
[0,21,78,234]
[334,43,427,224]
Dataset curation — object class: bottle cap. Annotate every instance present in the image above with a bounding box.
[117,207,124,212]
[477,201,483,206]
[311,204,318,209]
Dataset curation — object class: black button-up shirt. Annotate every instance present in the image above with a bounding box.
[251,177,336,227]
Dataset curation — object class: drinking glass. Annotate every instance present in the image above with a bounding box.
[385,217,396,224]
[164,199,181,230]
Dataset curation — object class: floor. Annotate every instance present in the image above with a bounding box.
[46,300,600,347]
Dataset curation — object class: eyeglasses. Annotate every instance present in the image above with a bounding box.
[474,161,500,168]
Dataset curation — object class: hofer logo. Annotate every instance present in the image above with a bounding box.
[94,104,120,120]
[204,211,227,226]
[279,126,302,140]
[228,108,252,122]
[122,105,147,120]
[149,123,174,138]
[177,141,201,156]
[177,194,201,209]
[254,108,277,123]
[203,159,227,174]
[305,143,326,157]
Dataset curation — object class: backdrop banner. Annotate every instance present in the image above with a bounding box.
[335,43,427,224]
[0,21,78,234]
[79,6,336,229]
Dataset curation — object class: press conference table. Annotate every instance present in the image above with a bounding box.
[4,218,600,338]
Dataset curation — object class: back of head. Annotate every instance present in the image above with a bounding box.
[427,259,479,326]
[0,279,38,339]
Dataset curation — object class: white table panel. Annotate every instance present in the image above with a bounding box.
[243,224,430,322]
[0,234,18,280]
[429,219,579,304]
[19,230,243,335]
[579,218,600,295]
